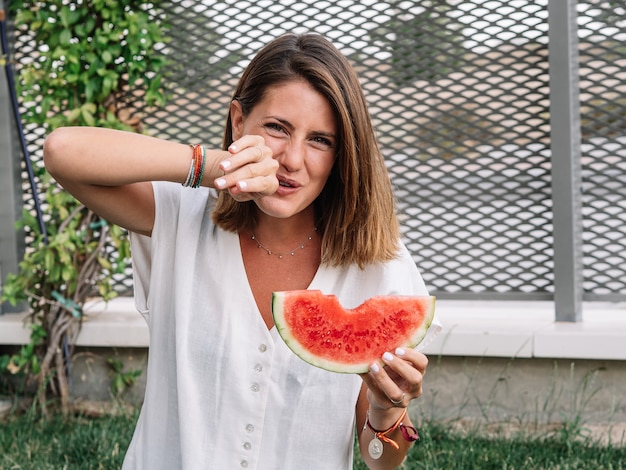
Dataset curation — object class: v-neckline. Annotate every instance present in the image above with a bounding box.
[226,229,328,331]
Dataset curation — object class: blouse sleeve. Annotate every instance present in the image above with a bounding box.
[128,181,183,320]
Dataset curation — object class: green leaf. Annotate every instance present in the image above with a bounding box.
[40,95,53,116]
[96,32,110,47]
[85,78,98,102]
[60,6,72,28]
[85,16,97,34]
[107,357,123,372]
[112,375,124,394]
[70,9,83,27]
[44,250,55,272]
[51,46,68,60]
[0,354,10,372]
[30,20,43,31]
[102,76,114,97]
[82,102,97,114]
[61,265,75,282]
[31,324,47,342]
[59,28,72,47]
[81,107,96,126]
[31,355,40,374]
[49,263,62,283]
[75,24,85,37]
[97,256,112,271]
[67,107,81,123]
[14,10,35,25]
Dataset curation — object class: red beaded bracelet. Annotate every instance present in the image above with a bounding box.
[183,144,206,188]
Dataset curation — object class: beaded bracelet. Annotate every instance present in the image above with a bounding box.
[183,144,206,188]
[364,407,419,460]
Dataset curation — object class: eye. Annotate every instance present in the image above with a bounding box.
[311,135,335,150]
[264,122,286,134]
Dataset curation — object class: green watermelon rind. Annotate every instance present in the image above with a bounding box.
[272,290,436,374]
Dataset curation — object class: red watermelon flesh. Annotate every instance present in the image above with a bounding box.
[272,290,436,374]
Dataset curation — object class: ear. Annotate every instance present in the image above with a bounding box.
[230,100,245,140]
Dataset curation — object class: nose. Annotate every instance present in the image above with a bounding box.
[275,140,305,172]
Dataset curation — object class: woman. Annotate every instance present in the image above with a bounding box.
[44,33,440,470]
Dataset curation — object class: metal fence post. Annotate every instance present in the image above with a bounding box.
[0,2,25,314]
[0,49,24,314]
[548,0,583,322]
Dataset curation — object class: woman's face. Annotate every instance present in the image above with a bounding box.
[230,80,337,220]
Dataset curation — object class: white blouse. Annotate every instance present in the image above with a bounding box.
[123,182,439,470]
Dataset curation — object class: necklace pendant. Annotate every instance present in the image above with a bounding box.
[368,437,383,459]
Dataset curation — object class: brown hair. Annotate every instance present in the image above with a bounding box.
[212,33,399,268]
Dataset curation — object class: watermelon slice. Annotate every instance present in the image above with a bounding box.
[272,290,436,373]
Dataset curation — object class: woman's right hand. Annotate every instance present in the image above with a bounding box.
[212,135,279,202]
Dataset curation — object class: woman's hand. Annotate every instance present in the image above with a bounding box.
[361,347,428,414]
[356,348,428,468]
[213,135,278,201]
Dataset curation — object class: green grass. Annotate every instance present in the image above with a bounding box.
[1,412,625,469]
[390,422,626,469]
[0,411,137,470]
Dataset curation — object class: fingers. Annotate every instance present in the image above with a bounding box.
[361,348,429,410]
[214,136,278,199]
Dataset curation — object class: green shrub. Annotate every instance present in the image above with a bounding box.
[1,0,167,416]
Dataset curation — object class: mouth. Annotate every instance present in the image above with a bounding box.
[277,176,299,189]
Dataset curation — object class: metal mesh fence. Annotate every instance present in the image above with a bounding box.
[578,0,626,300]
[6,0,626,301]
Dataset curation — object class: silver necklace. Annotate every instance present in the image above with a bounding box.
[250,227,317,259]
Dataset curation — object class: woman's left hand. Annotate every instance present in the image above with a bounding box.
[360,347,428,411]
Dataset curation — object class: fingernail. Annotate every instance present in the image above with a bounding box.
[369,363,380,373]
[383,352,394,362]
[238,181,248,190]
[215,178,226,189]
[221,160,231,170]
[395,347,406,356]
[229,144,237,151]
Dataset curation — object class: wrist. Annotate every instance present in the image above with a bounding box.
[205,149,230,185]
[363,407,419,460]
[366,405,407,431]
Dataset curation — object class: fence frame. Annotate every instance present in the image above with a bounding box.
[548,0,584,322]
[0,49,23,314]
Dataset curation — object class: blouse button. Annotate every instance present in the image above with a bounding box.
[250,382,260,392]
[259,344,267,352]
[246,424,255,433]
[254,363,263,373]
[243,442,252,450]
[240,460,248,468]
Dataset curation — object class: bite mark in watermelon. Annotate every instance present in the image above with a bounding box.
[272,290,436,374]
